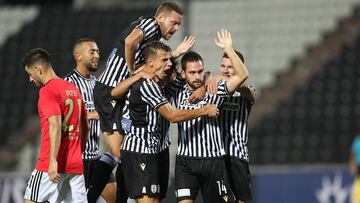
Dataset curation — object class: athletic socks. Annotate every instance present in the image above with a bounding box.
[116,161,128,203]
[87,152,119,203]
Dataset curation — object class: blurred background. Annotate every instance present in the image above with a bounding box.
[0,0,359,202]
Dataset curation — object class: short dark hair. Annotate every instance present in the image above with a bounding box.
[222,50,244,63]
[73,38,96,52]
[181,51,203,70]
[155,1,183,17]
[20,48,51,69]
[144,41,172,61]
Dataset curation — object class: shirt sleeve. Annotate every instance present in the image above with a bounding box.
[216,80,230,97]
[140,79,168,109]
[135,18,158,41]
[39,88,61,119]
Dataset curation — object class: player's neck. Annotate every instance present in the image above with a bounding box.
[76,65,91,78]
[42,70,59,85]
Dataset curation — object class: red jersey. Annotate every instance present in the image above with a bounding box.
[35,78,86,174]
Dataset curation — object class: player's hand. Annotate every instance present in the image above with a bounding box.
[188,85,206,103]
[206,75,221,96]
[215,29,232,50]
[204,104,219,117]
[48,160,60,183]
[173,36,196,57]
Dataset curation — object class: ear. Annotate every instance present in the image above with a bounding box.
[157,14,164,24]
[75,52,82,62]
[147,57,154,68]
[34,65,42,75]
[181,69,185,79]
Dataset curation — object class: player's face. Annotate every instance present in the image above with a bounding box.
[220,57,234,80]
[25,65,42,87]
[153,50,172,80]
[81,42,100,72]
[182,60,205,90]
[159,11,182,40]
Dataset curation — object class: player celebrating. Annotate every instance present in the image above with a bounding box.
[219,51,255,203]
[93,3,193,200]
[172,30,249,203]
[120,41,219,203]
[22,48,88,203]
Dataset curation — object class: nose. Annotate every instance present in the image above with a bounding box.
[174,24,179,32]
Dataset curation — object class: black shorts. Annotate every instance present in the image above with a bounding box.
[225,156,252,201]
[159,148,170,200]
[121,151,160,199]
[83,159,116,189]
[175,156,234,203]
[93,82,125,133]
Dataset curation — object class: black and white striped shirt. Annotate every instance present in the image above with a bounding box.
[121,78,168,154]
[64,69,101,160]
[121,85,175,152]
[172,80,230,158]
[220,91,253,162]
[98,17,161,87]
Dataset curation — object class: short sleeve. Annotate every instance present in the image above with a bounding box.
[39,88,61,119]
[216,80,230,97]
[140,79,168,109]
[135,18,158,41]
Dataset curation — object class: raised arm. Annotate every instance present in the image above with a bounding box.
[48,115,62,183]
[157,103,219,123]
[125,28,144,73]
[171,36,195,59]
[215,29,249,94]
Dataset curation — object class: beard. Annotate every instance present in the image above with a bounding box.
[85,62,97,72]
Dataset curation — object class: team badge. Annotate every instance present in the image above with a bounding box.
[222,195,229,202]
[111,100,116,108]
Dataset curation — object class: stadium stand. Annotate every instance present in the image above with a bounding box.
[0,5,156,170]
[249,6,360,164]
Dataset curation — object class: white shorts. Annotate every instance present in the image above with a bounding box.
[24,169,87,203]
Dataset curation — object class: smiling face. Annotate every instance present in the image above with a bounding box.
[220,57,234,80]
[181,60,205,90]
[78,41,100,72]
[158,11,182,40]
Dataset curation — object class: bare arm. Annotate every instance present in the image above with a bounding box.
[48,115,62,183]
[157,103,219,123]
[171,36,196,59]
[87,111,99,120]
[125,28,144,73]
[80,105,89,152]
[215,30,249,94]
[111,71,154,99]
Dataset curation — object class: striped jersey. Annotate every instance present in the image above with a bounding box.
[220,91,253,162]
[64,69,101,160]
[98,17,161,87]
[121,78,168,154]
[172,80,230,158]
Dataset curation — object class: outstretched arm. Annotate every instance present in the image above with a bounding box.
[157,103,219,123]
[171,36,196,59]
[215,29,249,94]
[111,71,154,99]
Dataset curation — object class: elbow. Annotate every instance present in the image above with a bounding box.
[124,37,134,49]
[166,114,179,123]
